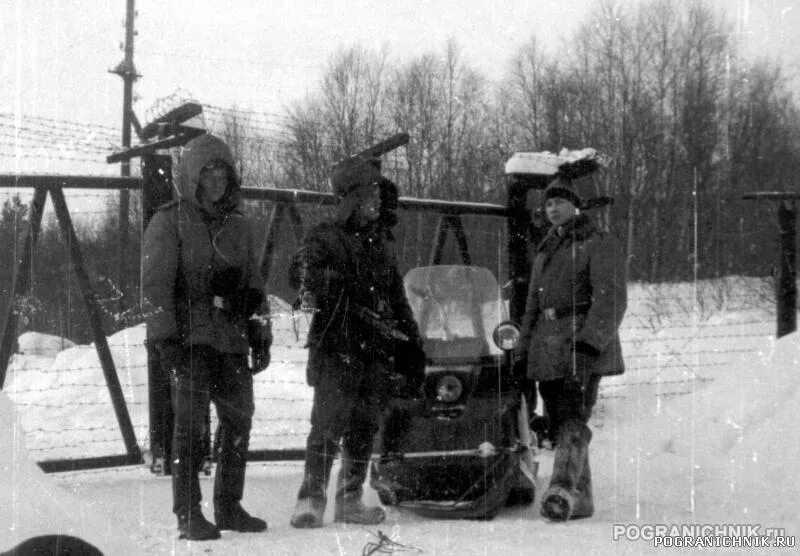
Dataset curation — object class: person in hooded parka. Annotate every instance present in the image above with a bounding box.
[288,156,425,529]
[516,174,627,522]
[142,133,270,541]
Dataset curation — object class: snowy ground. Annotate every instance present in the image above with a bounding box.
[2,279,799,554]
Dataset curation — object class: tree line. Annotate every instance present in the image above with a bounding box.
[232,0,797,284]
[2,0,798,343]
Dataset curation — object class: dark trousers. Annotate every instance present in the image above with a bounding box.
[297,355,386,503]
[171,345,254,518]
[538,374,601,435]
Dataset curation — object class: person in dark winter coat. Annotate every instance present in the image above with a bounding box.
[142,133,270,541]
[516,174,627,521]
[289,156,424,529]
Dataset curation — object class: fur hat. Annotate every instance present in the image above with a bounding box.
[331,156,384,199]
[544,175,581,207]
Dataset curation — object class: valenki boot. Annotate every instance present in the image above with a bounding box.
[290,497,326,528]
[291,446,335,528]
[541,420,592,521]
[333,454,385,524]
[571,459,594,519]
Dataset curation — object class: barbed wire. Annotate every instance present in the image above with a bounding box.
[0,112,120,136]
[0,133,114,156]
[601,377,715,390]
[0,120,117,145]
[25,424,131,435]
[27,438,131,452]
[0,153,109,165]
[8,382,149,392]
[0,107,786,469]
[621,318,773,331]
[17,400,148,409]
[252,416,308,423]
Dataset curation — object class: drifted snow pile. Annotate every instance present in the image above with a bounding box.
[2,296,312,461]
[0,390,139,554]
[595,330,800,526]
[1,287,798,554]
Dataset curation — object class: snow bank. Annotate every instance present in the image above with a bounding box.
[595,330,799,527]
[0,391,139,554]
[17,331,76,357]
[2,282,797,553]
[4,303,314,459]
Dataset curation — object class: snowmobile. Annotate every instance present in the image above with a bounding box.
[370,265,537,519]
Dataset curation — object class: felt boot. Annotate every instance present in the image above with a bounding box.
[333,456,385,525]
[290,498,326,529]
[541,420,591,521]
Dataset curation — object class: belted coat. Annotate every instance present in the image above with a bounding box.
[518,213,627,381]
[142,134,264,354]
[290,218,420,390]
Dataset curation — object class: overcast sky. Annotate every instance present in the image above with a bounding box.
[3,0,799,132]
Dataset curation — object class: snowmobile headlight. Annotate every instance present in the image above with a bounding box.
[436,375,463,403]
[492,321,521,351]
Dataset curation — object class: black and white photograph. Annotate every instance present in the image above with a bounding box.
[1,1,799,554]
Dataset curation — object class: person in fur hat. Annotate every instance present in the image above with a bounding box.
[516,173,627,521]
[288,156,424,529]
[142,133,269,540]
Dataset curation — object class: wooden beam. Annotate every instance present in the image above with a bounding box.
[429,216,450,266]
[106,128,205,163]
[0,175,140,190]
[48,186,142,462]
[140,102,203,141]
[447,215,472,266]
[260,203,286,283]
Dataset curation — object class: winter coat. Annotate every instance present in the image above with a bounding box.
[518,213,627,381]
[291,219,420,389]
[142,134,264,354]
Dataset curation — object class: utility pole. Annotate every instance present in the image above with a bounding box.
[110,0,138,312]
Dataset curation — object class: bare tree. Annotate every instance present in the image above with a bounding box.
[281,45,392,192]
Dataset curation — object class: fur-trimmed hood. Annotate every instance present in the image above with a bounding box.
[174,134,240,212]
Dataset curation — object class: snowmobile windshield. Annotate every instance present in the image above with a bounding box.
[404,265,506,357]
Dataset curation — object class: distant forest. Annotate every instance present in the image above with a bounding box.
[2,0,798,343]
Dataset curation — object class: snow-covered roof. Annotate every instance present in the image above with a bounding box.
[504,147,600,177]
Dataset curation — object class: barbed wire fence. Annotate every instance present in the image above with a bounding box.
[0,105,786,468]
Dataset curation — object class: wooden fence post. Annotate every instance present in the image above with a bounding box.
[49,185,141,463]
[742,191,799,339]
[777,200,797,338]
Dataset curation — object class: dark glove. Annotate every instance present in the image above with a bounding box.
[210,267,243,297]
[248,317,272,374]
[231,287,264,317]
[574,341,599,356]
[155,338,184,373]
[395,339,426,392]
